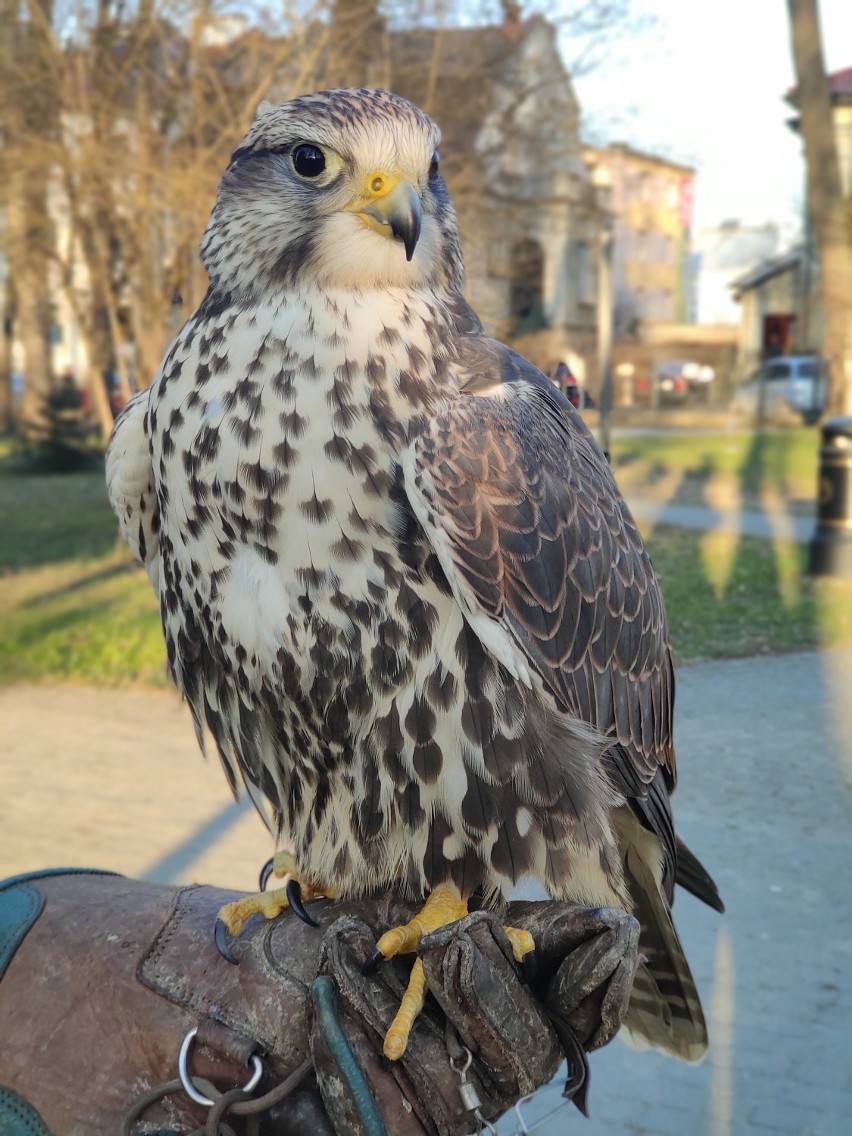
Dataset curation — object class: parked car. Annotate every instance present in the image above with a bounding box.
[634,360,715,406]
[731,355,828,424]
[655,360,715,404]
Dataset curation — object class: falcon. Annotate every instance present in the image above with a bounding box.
[107,88,722,1062]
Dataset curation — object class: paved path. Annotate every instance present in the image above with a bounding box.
[625,497,815,544]
[0,684,269,891]
[499,648,852,1136]
[2,648,851,1135]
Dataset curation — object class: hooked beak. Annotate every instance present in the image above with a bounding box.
[357,178,422,261]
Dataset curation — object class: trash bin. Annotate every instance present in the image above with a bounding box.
[809,415,852,578]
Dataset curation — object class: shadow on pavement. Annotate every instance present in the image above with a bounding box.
[139,798,252,885]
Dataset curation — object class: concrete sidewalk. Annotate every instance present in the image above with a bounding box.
[625,496,816,544]
[500,648,852,1136]
[2,648,851,1135]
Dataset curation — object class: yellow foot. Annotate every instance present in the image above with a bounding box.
[504,925,536,965]
[375,886,469,961]
[265,850,339,900]
[218,886,292,937]
[384,958,429,1060]
[369,887,468,1060]
[368,891,539,1060]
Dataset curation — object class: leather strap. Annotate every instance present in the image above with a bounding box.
[0,1087,54,1136]
[0,870,119,984]
[0,888,43,986]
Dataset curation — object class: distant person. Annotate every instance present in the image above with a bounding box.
[553,361,582,409]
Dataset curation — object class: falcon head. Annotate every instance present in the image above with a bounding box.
[201,88,464,295]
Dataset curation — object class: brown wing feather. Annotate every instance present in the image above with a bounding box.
[406,341,723,1058]
[410,339,675,818]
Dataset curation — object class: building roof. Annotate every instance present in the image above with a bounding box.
[730,248,802,296]
[584,141,694,177]
[828,67,852,96]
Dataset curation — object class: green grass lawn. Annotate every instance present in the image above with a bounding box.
[610,426,821,509]
[646,524,852,664]
[0,452,166,685]
[1,437,850,687]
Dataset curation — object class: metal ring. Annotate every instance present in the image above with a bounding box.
[178,1026,264,1108]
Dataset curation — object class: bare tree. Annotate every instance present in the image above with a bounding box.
[19,1,311,437]
[0,0,644,441]
[787,0,852,416]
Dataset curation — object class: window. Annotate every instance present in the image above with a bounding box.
[509,239,545,333]
[575,240,595,305]
[765,362,791,381]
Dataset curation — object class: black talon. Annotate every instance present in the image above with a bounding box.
[287,878,320,927]
[520,948,538,985]
[361,947,385,976]
[214,917,242,965]
[258,857,275,892]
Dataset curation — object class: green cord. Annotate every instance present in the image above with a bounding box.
[311,976,387,1136]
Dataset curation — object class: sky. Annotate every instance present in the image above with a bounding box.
[570,0,852,235]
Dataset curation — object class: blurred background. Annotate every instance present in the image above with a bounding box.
[2,0,852,438]
[2,3,852,1134]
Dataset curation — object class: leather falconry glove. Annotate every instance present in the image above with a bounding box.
[0,870,639,1136]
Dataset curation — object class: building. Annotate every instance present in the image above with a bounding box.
[2,9,610,416]
[583,143,695,337]
[730,247,820,376]
[728,67,852,378]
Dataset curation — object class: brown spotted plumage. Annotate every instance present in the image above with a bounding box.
[107,88,721,1062]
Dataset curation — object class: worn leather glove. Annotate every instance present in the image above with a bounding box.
[313,902,639,1135]
[0,870,638,1136]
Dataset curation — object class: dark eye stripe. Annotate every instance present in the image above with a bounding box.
[229,144,286,166]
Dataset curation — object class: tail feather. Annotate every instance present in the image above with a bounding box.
[676,836,725,913]
[620,837,709,1062]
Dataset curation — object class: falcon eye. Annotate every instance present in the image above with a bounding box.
[292,143,326,179]
[429,151,440,180]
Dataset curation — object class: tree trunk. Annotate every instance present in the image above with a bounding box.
[6,0,58,440]
[0,0,16,433]
[787,0,852,417]
[0,311,13,435]
[327,0,383,88]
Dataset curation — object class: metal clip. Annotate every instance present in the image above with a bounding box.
[510,1083,573,1134]
[450,1045,498,1135]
